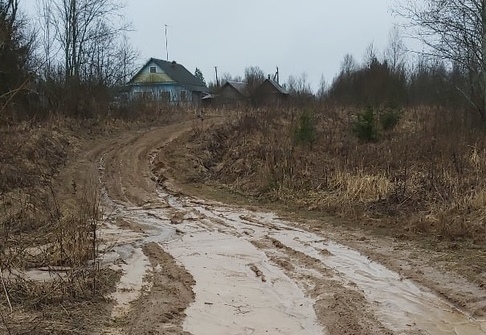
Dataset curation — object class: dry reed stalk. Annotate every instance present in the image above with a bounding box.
[0,310,12,335]
[160,105,486,242]
[1,272,12,312]
[331,171,392,202]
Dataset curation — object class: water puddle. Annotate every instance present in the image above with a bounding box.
[184,202,486,335]
[98,152,486,335]
[273,234,486,335]
[168,229,323,334]
[99,157,175,320]
[109,245,151,319]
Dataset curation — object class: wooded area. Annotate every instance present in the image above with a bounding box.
[1,0,486,122]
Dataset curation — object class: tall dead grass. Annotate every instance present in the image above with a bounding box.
[0,114,137,324]
[0,99,195,332]
[192,106,486,242]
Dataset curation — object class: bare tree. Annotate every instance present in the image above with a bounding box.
[220,72,242,84]
[37,0,56,77]
[244,66,265,96]
[36,0,136,115]
[317,74,327,101]
[83,23,138,86]
[0,0,18,28]
[395,0,486,117]
[0,0,35,113]
[287,73,314,105]
[40,0,129,83]
[384,26,407,72]
[116,36,139,85]
[287,73,312,95]
[340,54,357,75]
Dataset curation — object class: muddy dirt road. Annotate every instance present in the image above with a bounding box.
[71,122,486,334]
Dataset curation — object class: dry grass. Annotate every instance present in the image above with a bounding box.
[0,104,189,283]
[331,171,392,202]
[0,267,118,334]
[0,96,199,333]
[184,106,486,243]
[0,120,106,307]
[0,110,181,333]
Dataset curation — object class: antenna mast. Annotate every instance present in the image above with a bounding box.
[164,24,169,61]
[214,66,219,87]
[274,66,279,84]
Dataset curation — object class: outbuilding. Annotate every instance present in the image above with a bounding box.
[253,78,289,106]
[216,81,249,106]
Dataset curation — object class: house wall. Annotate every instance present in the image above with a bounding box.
[131,60,173,84]
[130,83,195,106]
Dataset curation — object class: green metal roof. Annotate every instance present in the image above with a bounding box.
[130,58,209,93]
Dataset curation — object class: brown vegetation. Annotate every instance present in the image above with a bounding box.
[0,105,189,333]
[0,117,109,333]
[178,106,486,245]
[1,0,485,332]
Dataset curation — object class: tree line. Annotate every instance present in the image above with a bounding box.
[208,0,486,116]
[325,44,469,110]
[1,0,485,120]
[0,0,137,121]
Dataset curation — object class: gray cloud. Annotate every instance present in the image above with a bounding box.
[24,0,399,90]
[126,1,398,90]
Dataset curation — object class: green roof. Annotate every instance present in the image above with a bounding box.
[131,58,208,93]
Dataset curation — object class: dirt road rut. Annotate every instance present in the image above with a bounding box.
[83,124,486,335]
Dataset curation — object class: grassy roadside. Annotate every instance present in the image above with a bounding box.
[158,106,486,288]
[0,108,193,334]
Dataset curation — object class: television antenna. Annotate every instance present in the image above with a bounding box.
[164,24,169,61]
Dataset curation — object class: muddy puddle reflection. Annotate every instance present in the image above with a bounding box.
[178,194,486,335]
[100,176,486,334]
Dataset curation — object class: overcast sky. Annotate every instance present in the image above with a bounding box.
[24,1,404,91]
[125,0,401,90]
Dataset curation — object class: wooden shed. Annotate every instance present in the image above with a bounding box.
[253,78,289,106]
[216,81,249,106]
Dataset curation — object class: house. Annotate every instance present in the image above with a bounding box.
[128,58,208,106]
[253,78,289,106]
[216,81,249,106]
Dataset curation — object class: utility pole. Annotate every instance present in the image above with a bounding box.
[164,24,169,61]
[214,66,219,87]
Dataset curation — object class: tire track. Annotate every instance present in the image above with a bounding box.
[69,120,486,335]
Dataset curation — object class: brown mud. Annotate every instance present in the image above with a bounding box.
[26,119,486,334]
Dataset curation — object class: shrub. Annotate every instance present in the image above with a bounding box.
[294,110,316,148]
[353,106,378,142]
[380,106,402,131]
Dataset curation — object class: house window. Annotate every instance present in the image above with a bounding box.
[180,91,187,102]
[149,66,156,73]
